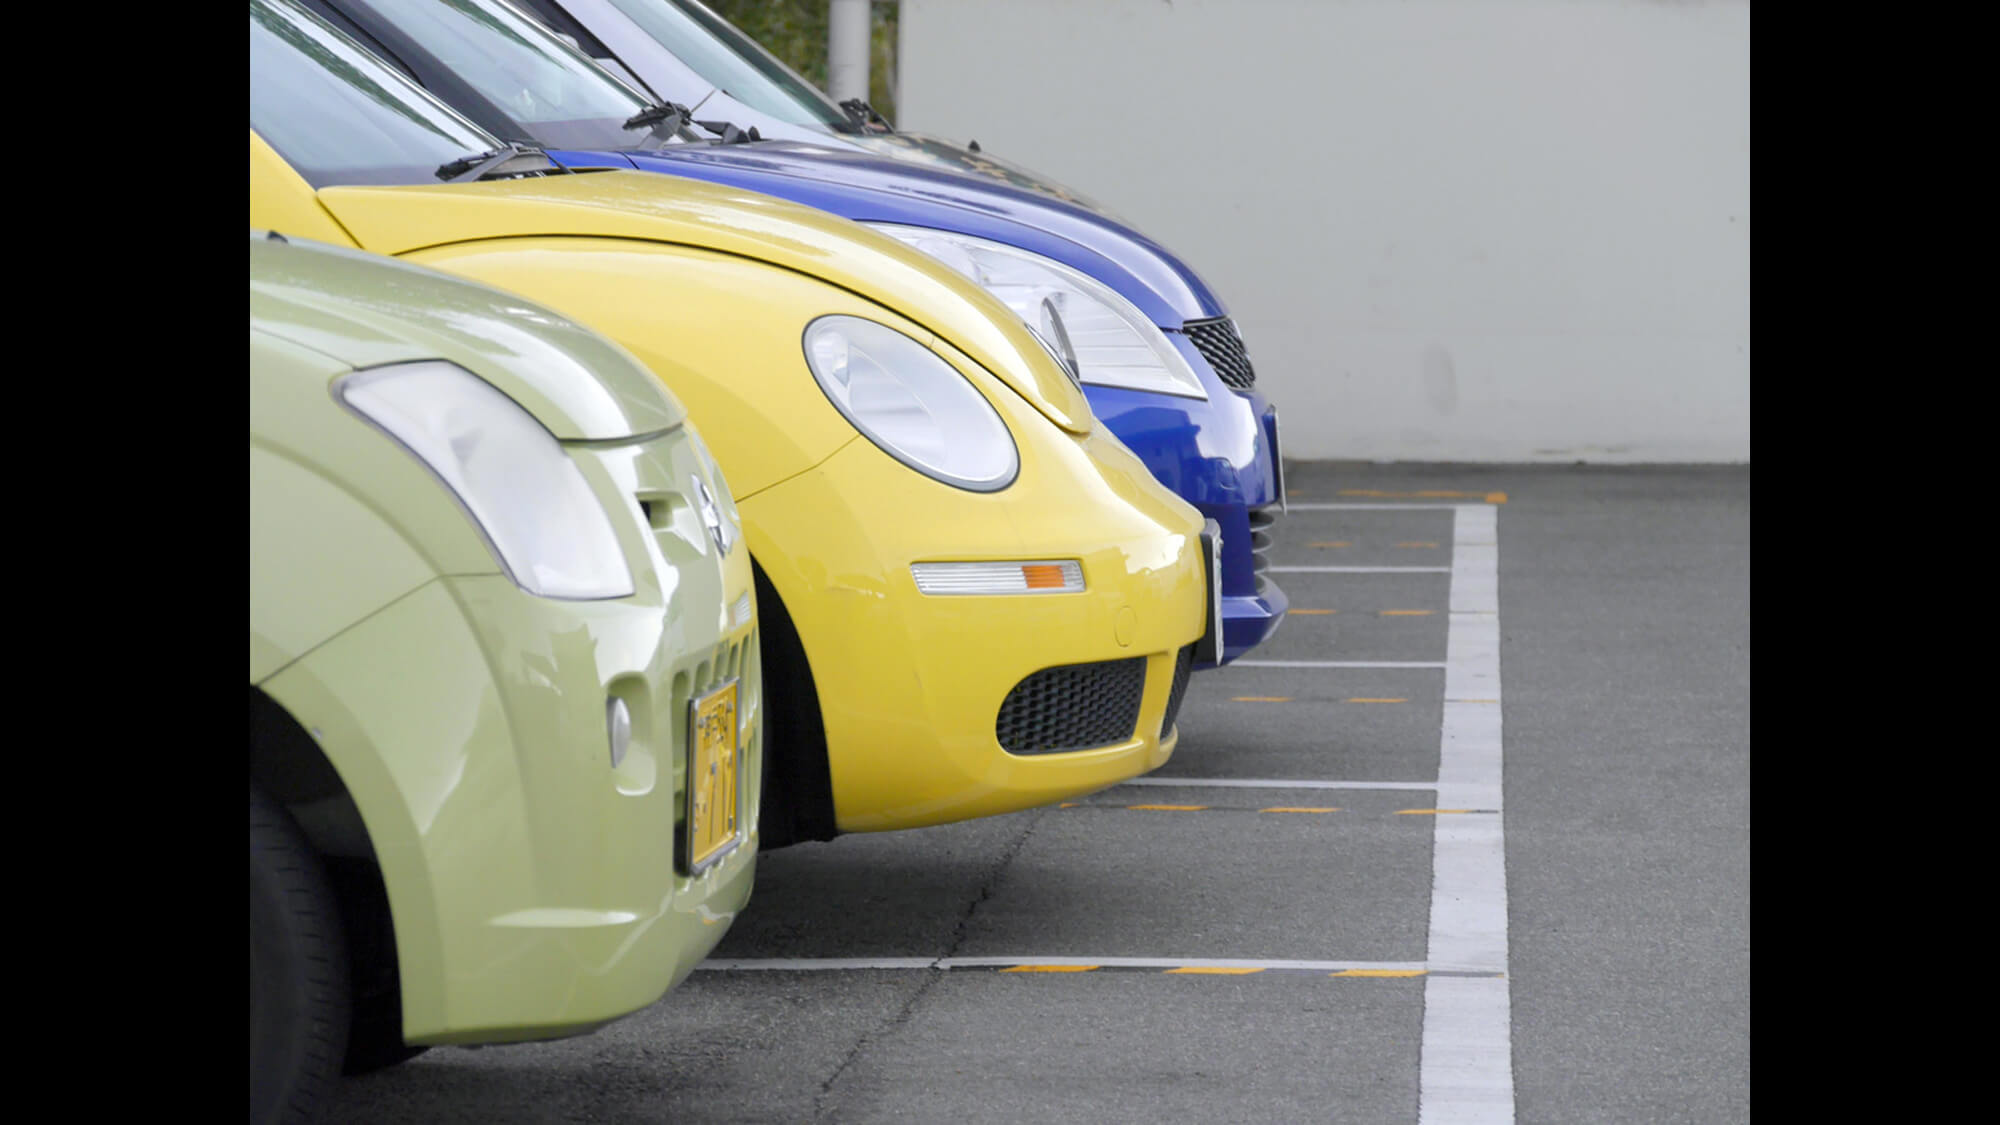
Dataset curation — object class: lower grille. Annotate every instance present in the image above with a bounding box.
[1184,317,1256,391]
[1159,645,1196,739]
[996,656,1146,755]
[1249,504,1280,596]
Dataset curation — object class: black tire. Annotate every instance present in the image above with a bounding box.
[341,997,429,1075]
[753,561,839,849]
[319,857,431,1076]
[251,783,350,1125]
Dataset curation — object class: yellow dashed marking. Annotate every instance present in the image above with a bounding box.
[1058,803,1082,808]
[1486,491,1509,504]
[1347,697,1409,704]
[1309,541,1351,548]
[1395,541,1440,549]
[1379,610,1434,616]
[1396,809,1472,815]
[1129,804,1208,811]
[1232,696,1292,702]
[1002,965,1099,973]
[1288,608,1336,615]
[1260,807,1341,814]
[1166,967,1266,975]
[1330,969,1428,978]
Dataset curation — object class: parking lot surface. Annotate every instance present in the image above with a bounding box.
[328,462,1749,1123]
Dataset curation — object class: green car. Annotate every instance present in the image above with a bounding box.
[249,230,762,1122]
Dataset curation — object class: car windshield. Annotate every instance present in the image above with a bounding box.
[340,0,680,151]
[605,0,859,132]
[251,0,503,187]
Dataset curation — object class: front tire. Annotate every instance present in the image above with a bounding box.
[251,783,350,1124]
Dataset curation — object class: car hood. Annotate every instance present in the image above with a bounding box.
[313,169,1095,435]
[247,229,683,441]
[615,138,1227,327]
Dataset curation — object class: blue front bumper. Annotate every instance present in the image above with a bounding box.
[1084,342,1286,667]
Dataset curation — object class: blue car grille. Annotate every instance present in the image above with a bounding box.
[996,657,1146,755]
[1184,317,1256,391]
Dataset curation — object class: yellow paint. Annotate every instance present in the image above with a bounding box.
[1002,965,1099,973]
[1233,696,1292,702]
[1486,492,1509,504]
[1287,608,1335,615]
[1395,542,1440,549]
[1260,807,1340,813]
[1379,610,1433,616]
[1396,809,1472,815]
[249,134,1213,836]
[1059,803,1082,808]
[1129,804,1207,811]
[1166,967,1265,975]
[1347,698,1409,704]
[1309,541,1351,548]
[1329,969,1428,978]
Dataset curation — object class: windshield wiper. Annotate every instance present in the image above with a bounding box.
[693,119,762,145]
[623,101,693,134]
[434,142,552,182]
[839,98,893,132]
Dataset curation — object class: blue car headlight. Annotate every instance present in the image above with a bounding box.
[864,224,1208,402]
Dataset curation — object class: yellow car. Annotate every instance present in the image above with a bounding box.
[250,0,1215,846]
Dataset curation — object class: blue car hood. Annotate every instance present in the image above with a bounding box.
[564,140,1226,327]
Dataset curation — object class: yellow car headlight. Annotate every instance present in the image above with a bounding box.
[803,315,1019,492]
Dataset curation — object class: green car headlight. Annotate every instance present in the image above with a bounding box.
[337,360,636,600]
[863,223,1208,401]
[802,315,1019,492]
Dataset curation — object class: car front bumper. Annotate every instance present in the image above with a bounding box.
[1084,363,1288,667]
[260,428,762,1047]
[744,427,1209,833]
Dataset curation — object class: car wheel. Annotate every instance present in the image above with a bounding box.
[341,997,429,1074]
[251,783,350,1125]
[753,561,839,848]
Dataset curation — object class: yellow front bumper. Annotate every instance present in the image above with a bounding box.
[745,425,1208,832]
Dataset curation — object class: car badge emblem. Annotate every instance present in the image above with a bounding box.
[692,474,732,556]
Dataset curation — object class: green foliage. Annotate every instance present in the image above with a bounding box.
[701,0,899,123]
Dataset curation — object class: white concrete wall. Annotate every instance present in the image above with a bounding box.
[897,0,1748,462]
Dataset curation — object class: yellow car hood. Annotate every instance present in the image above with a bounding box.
[317,170,1094,436]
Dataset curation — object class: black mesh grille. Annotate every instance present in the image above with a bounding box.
[1184,317,1256,391]
[996,656,1146,755]
[1159,645,1196,739]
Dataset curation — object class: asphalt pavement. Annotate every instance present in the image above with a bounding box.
[325,461,1750,1124]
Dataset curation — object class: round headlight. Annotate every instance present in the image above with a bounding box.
[802,316,1019,492]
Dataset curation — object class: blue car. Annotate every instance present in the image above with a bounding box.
[300,0,1289,664]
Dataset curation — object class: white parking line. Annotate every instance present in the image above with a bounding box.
[1285,502,1475,511]
[1419,503,1514,1123]
[697,956,1436,973]
[1268,565,1452,573]
[1231,659,1446,669]
[1118,777,1438,791]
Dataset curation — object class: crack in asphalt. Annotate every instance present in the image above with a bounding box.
[810,807,1051,1122]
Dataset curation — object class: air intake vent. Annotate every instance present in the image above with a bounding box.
[995,657,1146,755]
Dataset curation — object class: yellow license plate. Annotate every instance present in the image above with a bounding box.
[686,679,741,873]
